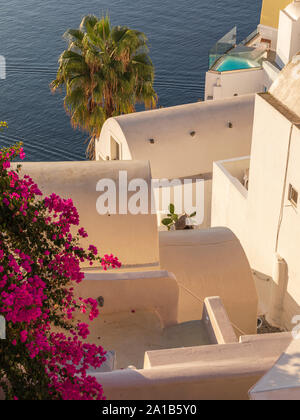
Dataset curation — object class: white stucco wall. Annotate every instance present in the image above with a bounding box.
[93,333,292,400]
[257,24,279,50]
[277,124,300,328]
[154,178,210,229]
[18,161,159,268]
[159,228,258,335]
[76,270,179,328]
[96,95,255,179]
[276,4,300,67]
[212,92,300,329]
[205,69,265,101]
[96,96,255,228]
[263,60,281,89]
[212,94,293,274]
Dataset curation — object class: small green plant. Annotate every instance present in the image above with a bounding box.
[161,204,196,231]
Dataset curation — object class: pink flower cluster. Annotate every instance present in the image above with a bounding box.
[44,193,80,235]
[79,297,99,321]
[0,144,121,400]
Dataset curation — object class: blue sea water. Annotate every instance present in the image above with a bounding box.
[0,0,262,161]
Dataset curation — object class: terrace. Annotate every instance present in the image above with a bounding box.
[213,156,250,196]
[205,27,272,100]
[209,27,268,73]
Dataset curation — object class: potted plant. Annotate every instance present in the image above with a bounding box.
[161,204,197,231]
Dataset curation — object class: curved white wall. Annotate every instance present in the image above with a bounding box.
[159,227,258,335]
[96,95,255,179]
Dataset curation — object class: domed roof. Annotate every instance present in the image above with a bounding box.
[269,52,300,118]
[285,1,300,20]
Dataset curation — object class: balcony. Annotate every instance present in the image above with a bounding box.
[215,156,250,193]
[209,27,268,73]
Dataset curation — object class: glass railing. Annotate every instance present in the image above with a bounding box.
[208,26,267,73]
[212,45,266,72]
[209,26,237,70]
[240,28,259,47]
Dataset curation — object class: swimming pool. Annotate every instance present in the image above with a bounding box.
[215,56,261,72]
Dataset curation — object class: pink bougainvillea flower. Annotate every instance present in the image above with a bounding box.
[0,143,121,400]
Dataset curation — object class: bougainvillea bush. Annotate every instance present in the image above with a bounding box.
[0,140,121,400]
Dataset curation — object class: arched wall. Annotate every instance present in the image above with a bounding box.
[18,161,159,268]
[159,227,258,335]
[96,95,255,179]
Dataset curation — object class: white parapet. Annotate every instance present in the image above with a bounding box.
[92,332,292,400]
[249,338,300,400]
[276,1,300,68]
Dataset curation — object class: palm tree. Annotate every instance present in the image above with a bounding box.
[51,15,157,159]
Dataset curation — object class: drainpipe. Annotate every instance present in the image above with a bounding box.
[267,124,294,327]
[267,253,288,328]
[274,125,293,253]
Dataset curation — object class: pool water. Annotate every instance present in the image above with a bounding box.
[216,56,260,72]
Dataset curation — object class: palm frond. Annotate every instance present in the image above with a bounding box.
[51,14,157,159]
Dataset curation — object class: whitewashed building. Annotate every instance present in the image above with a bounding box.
[205,0,300,100]
[96,95,255,228]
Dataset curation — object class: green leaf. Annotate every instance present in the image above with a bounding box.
[51,14,157,159]
[162,218,172,226]
[169,203,175,214]
[189,211,196,218]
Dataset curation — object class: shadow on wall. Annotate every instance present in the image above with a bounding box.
[281,291,300,333]
[252,269,273,315]
[254,265,300,332]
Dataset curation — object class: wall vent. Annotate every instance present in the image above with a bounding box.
[288,184,298,208]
